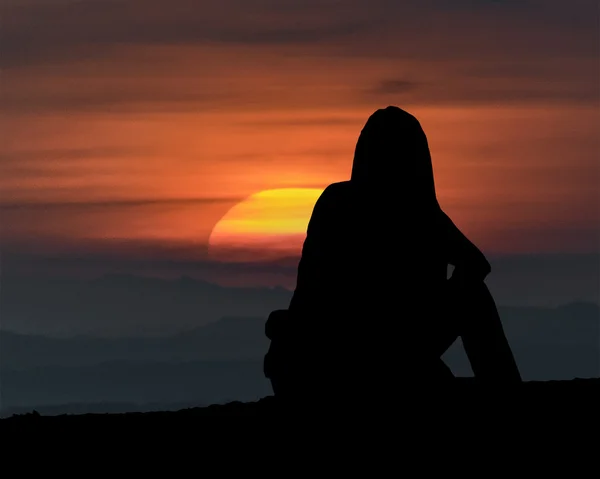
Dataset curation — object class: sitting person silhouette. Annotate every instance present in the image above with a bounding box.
[264,106,522,402]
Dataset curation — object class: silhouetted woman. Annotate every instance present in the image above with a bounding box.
[264,106,521,401]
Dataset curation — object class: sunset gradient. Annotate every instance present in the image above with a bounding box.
[208,188,324,261]
[0,0,598,294]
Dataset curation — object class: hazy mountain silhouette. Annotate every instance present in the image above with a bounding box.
[0,399,212,418]
[2,269,597,338]
[2,300,597,413]
[1,359,270,411]
[445,301,599,381]
[2,302,597,372]
[0,274,291,337]
[2,378,599,426]
[1,316,269,369]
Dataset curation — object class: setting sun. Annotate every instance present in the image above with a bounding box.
[208,188,324,262]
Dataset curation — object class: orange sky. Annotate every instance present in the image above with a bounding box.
[0,0,598,285]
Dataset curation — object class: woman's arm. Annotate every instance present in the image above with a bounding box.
[440,211,491,282]
[288,183,342,313]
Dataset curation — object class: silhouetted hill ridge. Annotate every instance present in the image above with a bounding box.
[2,378,599,424]
[0,274,292,337]
[2,271,597,337]
[1,359,270,410]
[2,301,597,370]
[1,316,269,370]
[3,311,598,410]
[1,399,211,417]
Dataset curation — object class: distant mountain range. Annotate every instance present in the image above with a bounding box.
[4,301,596,370]
[1,316,270,370]
[1,300,598,413]
[0,273,292,337]
[1,399,213,418]
[0,359,270,412]
[443,301,600,381]
[3,271,597,338]
[4,379,600,426]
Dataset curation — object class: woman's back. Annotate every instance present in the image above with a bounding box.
[265,107,520,395]
[287,106,490,372]
[285,186,452,389]
[290,181,448,317]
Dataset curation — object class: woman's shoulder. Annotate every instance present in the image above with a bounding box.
[314,181,353,209]
[322,181,352,196]
[433,208,459,233]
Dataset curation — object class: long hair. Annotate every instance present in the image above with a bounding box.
[350,106,440,213]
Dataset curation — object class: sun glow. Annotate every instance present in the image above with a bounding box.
[208,188,324,262]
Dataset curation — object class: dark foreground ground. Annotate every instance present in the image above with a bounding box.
[3,381,599,467]
[3,378,599,425]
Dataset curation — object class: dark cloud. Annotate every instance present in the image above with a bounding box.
[1,0,596,113]
[2,0,596,69]
[0,197,243,212]
[0,0,370,69]
[0,81,243,114]
[365,72,598,105]
[235,117,362,127]
[0,147,154,172]
[371,80,420,95]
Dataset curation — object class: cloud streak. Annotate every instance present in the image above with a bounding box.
[3,0,596,66]
[0,196,244,212]
[2,247,598,307]
[0,0,597,297]
[1,0,372,68]
[0,0,595,118]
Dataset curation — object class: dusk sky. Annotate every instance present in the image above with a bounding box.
[1,0,598,296]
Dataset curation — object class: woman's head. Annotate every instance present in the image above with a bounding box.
[350,106,438,209]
